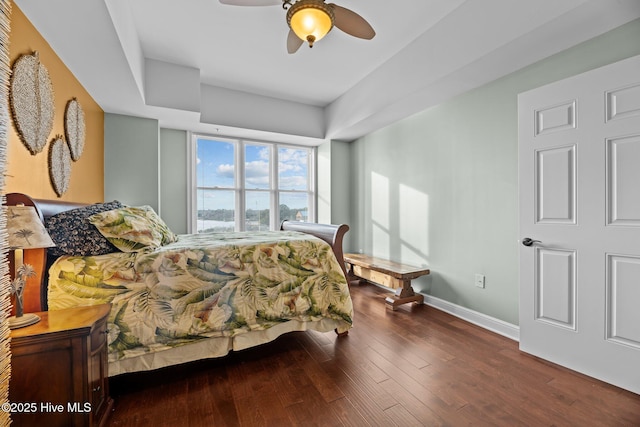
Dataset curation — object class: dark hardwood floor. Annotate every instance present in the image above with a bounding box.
[107,283,640,426]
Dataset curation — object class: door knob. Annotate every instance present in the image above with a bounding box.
[522,238,541,247]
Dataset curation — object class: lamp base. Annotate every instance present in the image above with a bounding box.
[8,313,41,329]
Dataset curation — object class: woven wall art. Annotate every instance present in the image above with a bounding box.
[64,98,85,161]
[49,136,71,196]
[9,51,55,155]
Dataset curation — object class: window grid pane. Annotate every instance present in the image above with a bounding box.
[279,192,309,222]
[278,147,309,191]
[194,135,314,232]
[245,191,270,231]
[197,189,236,233]
[245,144,271,190]
[197,138,236,189]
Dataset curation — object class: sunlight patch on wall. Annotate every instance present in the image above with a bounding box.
[371,171,389,258]
[399,183,429,265]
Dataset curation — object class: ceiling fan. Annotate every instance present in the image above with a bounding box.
[219,0,376,53]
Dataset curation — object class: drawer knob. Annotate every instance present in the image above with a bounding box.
[93,385,101,393]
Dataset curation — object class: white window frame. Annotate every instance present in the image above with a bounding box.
[189,133,316,233]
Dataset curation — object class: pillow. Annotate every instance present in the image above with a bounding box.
[45,201,124,257]
[88,205,177,252]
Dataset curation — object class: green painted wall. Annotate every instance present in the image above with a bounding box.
[104,113,159,210]
[105,115,189,233]
[159,128,189,234]
[317,142,332,224]
[330,141,351,226]
[318,140,352,248]
[348,18,640,325]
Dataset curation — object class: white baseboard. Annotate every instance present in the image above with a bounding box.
[421,293,520,342]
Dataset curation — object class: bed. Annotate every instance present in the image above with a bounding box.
[5,193,353,376]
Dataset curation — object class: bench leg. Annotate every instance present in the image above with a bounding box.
[385,280,424,310]
[346,263,364,286]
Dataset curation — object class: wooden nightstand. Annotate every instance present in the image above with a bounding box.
[9,304,114,427]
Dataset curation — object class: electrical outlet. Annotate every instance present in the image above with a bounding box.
[475,274,485,288]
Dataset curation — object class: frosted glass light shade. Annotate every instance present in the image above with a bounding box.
[290,7,332,45]
[287,1,334,47]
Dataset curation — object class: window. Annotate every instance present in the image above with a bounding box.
[192,135,315,233]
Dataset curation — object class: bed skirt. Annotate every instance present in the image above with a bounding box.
[109,317,349,376]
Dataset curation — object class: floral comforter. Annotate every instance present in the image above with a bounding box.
[48,231,353,362]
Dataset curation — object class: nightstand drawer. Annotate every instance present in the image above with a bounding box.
[10,304,114,427]
[89,316,109,422]
[90,316,108,350]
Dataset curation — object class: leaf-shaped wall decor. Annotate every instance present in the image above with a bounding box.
[9,51,55,155]
[49,136,71,197]
[64,98,85,161]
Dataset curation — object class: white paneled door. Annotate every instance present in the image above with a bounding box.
[518,55,640,394]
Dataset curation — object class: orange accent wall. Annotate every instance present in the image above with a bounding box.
[5,5,104,203]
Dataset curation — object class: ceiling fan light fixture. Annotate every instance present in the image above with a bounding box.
[287,0,334,47]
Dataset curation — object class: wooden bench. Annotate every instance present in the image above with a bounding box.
[344,253,430,310]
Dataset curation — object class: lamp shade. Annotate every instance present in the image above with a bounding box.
[287,0,334,47]
[6,205,55,250]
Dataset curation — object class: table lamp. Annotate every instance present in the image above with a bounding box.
[5,205,55,329]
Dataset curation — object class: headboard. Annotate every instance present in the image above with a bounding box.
[280,220,349,278]
[35,198,90,219]
[5,194,96,311]
[5,194,350,312]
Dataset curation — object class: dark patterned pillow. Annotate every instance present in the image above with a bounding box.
[45,201,124,257]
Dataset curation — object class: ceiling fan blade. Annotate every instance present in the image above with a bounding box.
[330,4,375,40]
[287,29,304,54]
[219,0,280,6]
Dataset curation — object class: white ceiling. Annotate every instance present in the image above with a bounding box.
[14,0,640,145]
